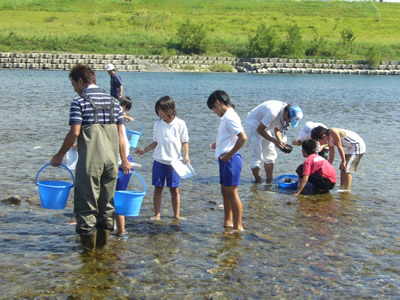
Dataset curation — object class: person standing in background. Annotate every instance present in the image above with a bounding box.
[106,63,124,99]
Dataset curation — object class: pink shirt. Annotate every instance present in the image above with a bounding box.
[302,154,337,183]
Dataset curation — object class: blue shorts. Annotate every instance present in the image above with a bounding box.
[219,152,242,186]
[116,155,133,191]
[152,160,180,188]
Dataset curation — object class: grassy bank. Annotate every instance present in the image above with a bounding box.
[0,0,400,61]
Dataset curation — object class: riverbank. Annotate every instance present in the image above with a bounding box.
[1,52,400,75]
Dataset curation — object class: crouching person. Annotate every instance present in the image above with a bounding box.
[50,64,130,252]
[293,139,337,196]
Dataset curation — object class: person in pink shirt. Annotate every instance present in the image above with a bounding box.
[293,139,337,196]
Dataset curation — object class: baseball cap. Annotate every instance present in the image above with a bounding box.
[106,63,115,71]
[289,106,303,128]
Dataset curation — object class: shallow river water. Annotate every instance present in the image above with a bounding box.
[0,70,400,298]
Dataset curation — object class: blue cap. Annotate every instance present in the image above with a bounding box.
[289,106,303,128]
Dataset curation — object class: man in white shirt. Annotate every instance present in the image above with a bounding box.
[246,101,303,183]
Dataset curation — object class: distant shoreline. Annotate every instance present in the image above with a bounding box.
[1,52,399,75]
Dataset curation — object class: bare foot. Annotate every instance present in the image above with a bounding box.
[150,216,160,220]
[174,216,187,220]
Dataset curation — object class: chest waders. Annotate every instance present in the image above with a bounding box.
[75,94,120,251]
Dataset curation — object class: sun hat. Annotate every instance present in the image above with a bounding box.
[289,106,303,128]
[106,63,115,71]
[298,121,327,140]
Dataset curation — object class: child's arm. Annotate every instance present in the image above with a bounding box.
[328,146,335,164]
[219,131,247,162]
[135,142,157,156]
[123,112,134,122]
[330,128,346,169]
[294,175,309,196]
[182,142,190,164]
[118,124,131,174]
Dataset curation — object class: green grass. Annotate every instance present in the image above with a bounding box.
[0,0,400,60]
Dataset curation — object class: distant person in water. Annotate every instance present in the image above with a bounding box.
[106,63,123,99]
[294,139,337,196]
[311,126,366,191]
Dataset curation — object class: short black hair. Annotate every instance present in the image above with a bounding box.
[155,96,176,118]
[69,64,96,85]
[119,96,132,111]
[311,126,330,140]
[302,139,318,155]
[207,90,235,110]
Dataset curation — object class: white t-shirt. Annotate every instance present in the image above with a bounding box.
[297,121,327,141]
[329,129,366,155]
[246,100,287,131]
[215,107,244,159]
[152,116,189,165]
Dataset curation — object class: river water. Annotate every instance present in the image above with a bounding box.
[0,70,399,298]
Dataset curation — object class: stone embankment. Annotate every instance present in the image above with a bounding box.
[237,57,400,75]
[1,52,399,75]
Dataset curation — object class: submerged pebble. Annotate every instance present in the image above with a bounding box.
[1,195,22,205]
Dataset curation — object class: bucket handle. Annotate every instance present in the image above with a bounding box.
[130,171,146,193]
[127,120,144,134]
[35,163,75,187]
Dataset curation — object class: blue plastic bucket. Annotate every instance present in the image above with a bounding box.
[114,171,146,216]
[126,120,143,148]
[35,163,75,209]
[276,174,299,189]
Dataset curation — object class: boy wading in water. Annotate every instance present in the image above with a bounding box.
[207,90,247,232]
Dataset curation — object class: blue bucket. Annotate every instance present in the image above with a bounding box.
[114,171,146,216]
[35,163,75,209]
[126,120,143,148]
[276,174,299,189]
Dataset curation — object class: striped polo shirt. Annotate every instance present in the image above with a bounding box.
[69,85,124,126]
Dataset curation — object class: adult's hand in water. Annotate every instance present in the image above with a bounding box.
[50,153,63,167]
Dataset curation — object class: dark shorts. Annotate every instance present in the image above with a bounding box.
[152,160,180,188]
[116,155,133,191]
[219,152,242,187]
[296,164,335,194]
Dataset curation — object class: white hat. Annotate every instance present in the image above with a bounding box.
[106,63,115,71]
[298,121,328,140]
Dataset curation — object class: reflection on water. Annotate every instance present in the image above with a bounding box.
[0,70,400,298]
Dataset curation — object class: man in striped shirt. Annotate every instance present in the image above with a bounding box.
[51,64,131,252]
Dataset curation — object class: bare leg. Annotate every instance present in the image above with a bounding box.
[221,185,243,231]
[264,163,274,183]
[152,186,163,219]
[115,214,125,235]
[251,167,262,183]
[341,170,352,191]
[170,187,182,219]
[221,185,233,227]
